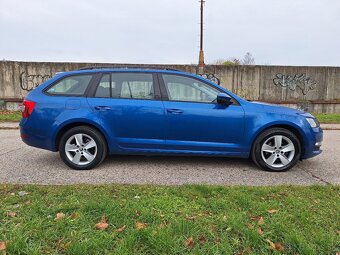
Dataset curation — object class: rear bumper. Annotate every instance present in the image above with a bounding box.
[20,120,57,152]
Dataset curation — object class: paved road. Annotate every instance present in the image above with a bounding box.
[0,130,339,185]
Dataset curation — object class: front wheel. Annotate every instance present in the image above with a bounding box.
[251,128,301,172]
[59,126,107,170]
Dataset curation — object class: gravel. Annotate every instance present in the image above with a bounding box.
[0,130,339,185]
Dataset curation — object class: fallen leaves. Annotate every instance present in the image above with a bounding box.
[135,222,147,230]
[267,209,279,214]
[69,213,79,219]
[198,235,207,245]
[185,215,196,221]
[55,212,65,221]
[250,215,264,225]
[184,236,194,248]
[6,212,16,217]
[95,215,109,230]
[56,239,71,251]
[115,225,126,232]
[266,239,284,251]
[257,227,263,236]
[18,191,29,196]
[0,241,6,251]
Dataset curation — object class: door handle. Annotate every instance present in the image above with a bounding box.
[94,106,111,111]
[167,109,184,114]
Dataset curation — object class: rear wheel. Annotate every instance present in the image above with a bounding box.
[59,126,107,170]
[251,128,301,172]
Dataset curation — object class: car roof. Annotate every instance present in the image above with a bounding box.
[59,67,187,76]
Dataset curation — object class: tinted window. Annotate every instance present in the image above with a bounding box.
[95,74,110,98]
[46,75,92,96]
[112,73,154,99]
[162,74,219,103]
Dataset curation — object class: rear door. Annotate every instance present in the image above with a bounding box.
[159,73,245,154]
[87,72,166,150]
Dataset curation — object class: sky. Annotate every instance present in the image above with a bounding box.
[0,0,339,66]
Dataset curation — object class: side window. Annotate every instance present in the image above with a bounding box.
[95,74,110,98]
[46,75,92,96]
[112,73,154,99]
[162,74,219,103]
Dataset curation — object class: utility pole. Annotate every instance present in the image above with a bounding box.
[198,0,205,69]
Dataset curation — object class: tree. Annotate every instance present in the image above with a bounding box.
[242,52,255,65]
[212,58,241,66]
[212,52,255,66]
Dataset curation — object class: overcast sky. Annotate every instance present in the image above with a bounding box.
[0,0,339,66]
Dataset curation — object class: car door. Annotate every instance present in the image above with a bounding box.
[87,72,166,150]
[160,73,245,154]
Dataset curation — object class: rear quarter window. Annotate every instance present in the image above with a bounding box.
[46,75,93,96]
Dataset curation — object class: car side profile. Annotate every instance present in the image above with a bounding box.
[20,67,323,171]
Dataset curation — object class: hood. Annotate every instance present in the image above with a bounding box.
[249,101,305,115]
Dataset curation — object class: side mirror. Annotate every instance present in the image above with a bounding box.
[217,93,232,106]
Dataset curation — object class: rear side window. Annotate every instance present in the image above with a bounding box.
[46,75,93,96]
[94,73,154,100]
[95,74,111,98]
[116,73,154,99]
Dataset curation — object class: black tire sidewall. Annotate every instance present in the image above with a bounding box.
[252,128,301,172]
[59,126,106,170]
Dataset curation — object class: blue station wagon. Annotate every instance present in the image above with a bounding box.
[20,67,323,171]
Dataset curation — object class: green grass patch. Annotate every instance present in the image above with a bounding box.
[0,111,21,122]
[313,113,340,124]
[0,184,339,254]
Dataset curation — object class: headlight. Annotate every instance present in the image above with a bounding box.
[306,117,319,128]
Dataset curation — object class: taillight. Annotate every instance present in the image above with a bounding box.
[22,99,36,118]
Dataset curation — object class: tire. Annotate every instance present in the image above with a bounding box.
[251,128,301,172]
[59,126,107,170]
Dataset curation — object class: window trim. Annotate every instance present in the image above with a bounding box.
[88,72,162,101]
[43,73,97,97]
[158,73,240,105]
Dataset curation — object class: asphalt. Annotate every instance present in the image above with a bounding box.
[0,130,339,186]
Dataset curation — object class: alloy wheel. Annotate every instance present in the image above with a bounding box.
[261,135,295,168]
[65,133,97,165]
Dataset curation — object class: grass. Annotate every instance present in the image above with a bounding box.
[0,111,21,122]
[313,113,340,124]
[0,184,339,255]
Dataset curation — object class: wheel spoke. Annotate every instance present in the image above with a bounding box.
[65,144,78,152]
[72,152,82,164]
[262,144,275,153]
[84,139,96,149]
[274,135,282,148]
[279,154,290,165]
[74,134,83,146]
[83,151,95,162]
[265,154,277,166]
[281,143,295,153]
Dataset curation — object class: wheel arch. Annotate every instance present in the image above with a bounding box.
[54,121,110,153]
[250,123,305,158]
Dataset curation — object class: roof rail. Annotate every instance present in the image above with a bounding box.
[77,66,181,71]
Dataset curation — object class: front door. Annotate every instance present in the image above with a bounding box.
[87,72,166,150]
[160,74,245,154]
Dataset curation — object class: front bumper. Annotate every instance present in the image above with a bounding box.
[302,126,323,159]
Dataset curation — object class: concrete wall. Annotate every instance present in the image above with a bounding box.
[0,60,339,113]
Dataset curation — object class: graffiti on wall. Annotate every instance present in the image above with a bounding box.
[198,73,221,85]
[273,73,316,95]
[20,72,52,91]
